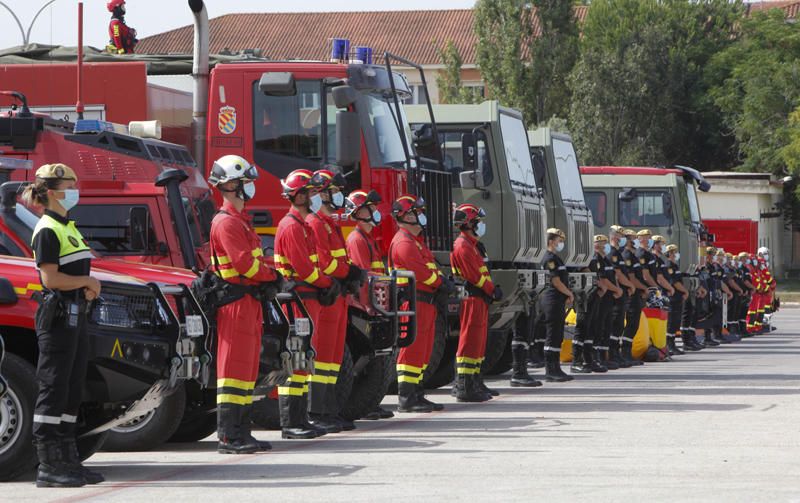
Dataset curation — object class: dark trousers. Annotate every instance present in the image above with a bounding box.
[668,294,685,334]
[622,292,644,343]
[540,291,567,353]
[610,293,629,348]
[573,289,600,349]
[33,310,89,443]
[595,293,615,350]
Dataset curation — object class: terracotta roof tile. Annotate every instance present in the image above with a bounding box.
[136,8,589,65]
[746,0,800,17]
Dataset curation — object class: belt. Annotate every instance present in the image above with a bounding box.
[417,291,435,305]
[464,284,490,301]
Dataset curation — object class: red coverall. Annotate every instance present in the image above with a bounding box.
[389,229,442,386]
[274,208,332,407]
[346,227,386,307]
[210,201,277,411]
[306,212,350,415]
[450,232,496,377]
[746,262,763,333]
[108,18,136,53]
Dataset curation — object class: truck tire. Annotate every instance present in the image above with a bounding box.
[483,329,512,375]
[424,337,457,389]
[168,409,217,443]
[76,432,108,461]
[335,344,355,414]
[340,350,391,421]
[250,393,281,431]
[0,354,37,481]
[101,383,186,452]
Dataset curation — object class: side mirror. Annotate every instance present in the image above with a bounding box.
[461,133,477,172]
[663,194,674,223]
[619,188,637,202]
[259,72,296,96]
[0,277,18,305]
[129,206,151,252]
[336,111,361,168]
[331,85,358,109]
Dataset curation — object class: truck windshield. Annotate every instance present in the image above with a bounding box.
[686,182,701,224]
[619,190,672,227]
[499,113,536,191]
[553,138,585,204]
[359,93,415,169]
[70,204,158,255]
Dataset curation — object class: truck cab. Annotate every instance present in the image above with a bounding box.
[580,166,712,271]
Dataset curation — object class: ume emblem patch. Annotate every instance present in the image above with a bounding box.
[218,106,237,135]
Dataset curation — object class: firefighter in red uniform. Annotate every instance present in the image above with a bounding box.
[207,155,281,454]
[745,254,763,335]
[757,247,777,331]
[274,169,340,439]
[345,189,395,420]
[450,204,503,402]
[305,169,364,432]
[106,1,137,54]
[390,195,454,413]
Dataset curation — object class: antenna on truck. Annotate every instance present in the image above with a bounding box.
[76,2,85,120]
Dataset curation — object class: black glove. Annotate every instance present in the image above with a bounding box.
[318,279,342,306]
[441,275,457,295]
[345,264,365,284]
[492,285,504,302]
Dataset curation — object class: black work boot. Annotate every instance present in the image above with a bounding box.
[594,349,613,371]
[681,329,702,351]
[528,341,546,369]
[362,406,394,420]
[570,343,591,374]
[706,330,721,347]
[455,374,489,403]
[609,341,632,368]
[545,352,574,382]
[416,383,444,411]
[62,437,104,484]
[279,394,319,439]
[667,334,684,355]
[324,383,355,431]
[476,369,499,397]
[397,382,434,413]
[218,404,259,454]
[240,405,272,452]
[511,344,543,387]
[620,341,644,366]
[36,442,86,488]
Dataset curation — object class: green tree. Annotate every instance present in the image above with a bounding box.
[782,105,800,176]
[709,10,800,175]
[435,40,482,105]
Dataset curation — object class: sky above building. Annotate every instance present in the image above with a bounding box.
[0,0,475,51]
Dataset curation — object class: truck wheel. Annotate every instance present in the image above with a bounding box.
[340,349,391,421]
[101,383,186,452]
[251,391,281,431]
[424,337,457,389]
[76,432,108,461]
[483,329,512,375]
[421,313,448,386]
[0,354,37,481]
[168,410,217,443]
[334,344,355,414]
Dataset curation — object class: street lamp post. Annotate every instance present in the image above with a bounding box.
[0,0,59,46]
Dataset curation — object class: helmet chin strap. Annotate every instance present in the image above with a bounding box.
[219,180,250,202]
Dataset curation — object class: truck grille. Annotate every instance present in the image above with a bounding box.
[415,166,452,252]
[524,207,543,252]
[573,219,591,263]
[90,290,162,330]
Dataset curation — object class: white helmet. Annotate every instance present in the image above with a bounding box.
[757,246,769,256]
[207,155,259,186]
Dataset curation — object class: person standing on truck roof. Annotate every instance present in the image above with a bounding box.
[345,189,395,421]
[106,0,138,54]
[390,194,453,412]
[608,225,635,368]
[620,229,646,365]
[305,169,364,433]
[572,235,613,374]
[207,155,282,454]
[274,169,340,439]
[450,203,507,400]
[539,228,574,382]
[24,163,103,487]
[663,244,688,356]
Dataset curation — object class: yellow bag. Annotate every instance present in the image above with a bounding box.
[644,307,667,350]
[631,311,651,360]
[561,309,576,362]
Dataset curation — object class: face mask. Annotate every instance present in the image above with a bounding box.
[555,241,565,252]
[475,221,486,237]
[675,253,681,261]
[721,257,727,265]
[746,259,751,265]
[764,254,770,262]
[331,191,345,208]
[634,240,641,249]
[242,182,256,201]
[372,210,382,225]
[618,237,627,247]
[711,256,718,263]
[59,189,80,211]
[309,193,323,213]
[647,238,654,249]
[416,213,428,227]
[602,243,611,255]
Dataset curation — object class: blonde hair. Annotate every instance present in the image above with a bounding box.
[21,177,62,208]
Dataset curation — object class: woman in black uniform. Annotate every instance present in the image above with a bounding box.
[539,228,574,382]
[23,163,103,488]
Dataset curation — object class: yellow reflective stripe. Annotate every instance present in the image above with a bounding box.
[323,259,339,275]
[478,266,488,273]
[314,362,341,372]
[277,386,306,396]
[422,272,439,286]
[309,254,319,263]
[476,276,487,288]
[397,374,422,383]
[426,262,438,270]
[397,363,423,373]
[303,268,320,284]
[455,356,482,365]
[308,374,337,384]
[243,259,260,279]
[215,255,231,265]
[217,394,254,405]
[276,267,292,278]
[370,261,384,269]
[216,268,240,279]
[217,378,255,390]
[252,248,263,257]
[456,367,480,375]
[331,249,347,258]
[274,254,290,264]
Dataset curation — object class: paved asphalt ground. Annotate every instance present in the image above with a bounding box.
[7,310,800,502]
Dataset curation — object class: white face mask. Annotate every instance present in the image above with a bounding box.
[372,209,382,224]
[618,237,627,247]
[603,243,611,255]
[675,253,681,261]
[722,257,728,265]
[634,240,641,249]
[555,241,565,252]
[475,221,486,237]
[242,182,256,201]
[309,193,323,213]
[331,191,345,208]
[711,256,718,263]
[59,189,80,211]
[416,213,427,227]
[764,254,770,262]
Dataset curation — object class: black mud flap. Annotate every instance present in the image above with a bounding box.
[79,379,175,438]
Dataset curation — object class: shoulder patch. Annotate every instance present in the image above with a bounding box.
[639,258,646,265]
[611,255,618,262]
[625,259,632,266]
[547,261,556,270]
[68,236,79,247]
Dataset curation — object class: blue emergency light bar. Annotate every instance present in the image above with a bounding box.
[73,119,114,134]
[354,46,373,65]
[330,38,350,62]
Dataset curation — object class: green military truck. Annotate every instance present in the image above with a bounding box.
[580,166,711,271]
[407,101,550,383]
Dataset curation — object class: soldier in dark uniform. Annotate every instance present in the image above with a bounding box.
[722,252,744,343]
[572,235,608,374]
[736,251,755,336]
[651,236,676,300]
[619,229,647,366]
[708,249,733,346]
[663,244,688,356]
[539,228,574,382]
[608,225,635,368]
